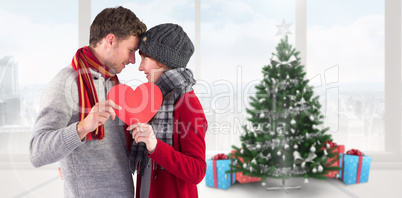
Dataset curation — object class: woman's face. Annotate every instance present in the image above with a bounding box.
[138,54,167,83]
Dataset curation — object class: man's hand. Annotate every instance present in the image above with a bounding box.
[128,123,158,153]
[77,100,122,139]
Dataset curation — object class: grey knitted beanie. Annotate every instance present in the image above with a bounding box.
[139,23,194,69]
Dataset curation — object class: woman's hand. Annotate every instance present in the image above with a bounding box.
[58,167,64,180]
[128,123,158,153]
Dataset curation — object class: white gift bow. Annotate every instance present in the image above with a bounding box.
[271,54,297,67]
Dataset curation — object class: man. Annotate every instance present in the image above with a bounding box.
[29,6,146,197]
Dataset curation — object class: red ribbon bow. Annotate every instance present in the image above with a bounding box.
[346,149,364,156]
[212,153,229,160]
[325,141,338,147]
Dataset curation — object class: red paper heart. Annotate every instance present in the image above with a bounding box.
[107,83,163,125]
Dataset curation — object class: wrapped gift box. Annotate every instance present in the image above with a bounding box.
[339,150,372,185]
[235,172,262,183]
[322,141,344,178]
[205,156,236,189]
[231,150,261,183]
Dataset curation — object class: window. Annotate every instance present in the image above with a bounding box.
[0,0,78,155]
[199,0,295,154]
[306,0,385,151]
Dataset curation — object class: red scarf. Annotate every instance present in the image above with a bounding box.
[72,46,131,149]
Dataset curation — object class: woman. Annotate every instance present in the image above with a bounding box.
[128,23,207,198]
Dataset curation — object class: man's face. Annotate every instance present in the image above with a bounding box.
[105,35,140,74]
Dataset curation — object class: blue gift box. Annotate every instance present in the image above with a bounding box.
[205,159,236,189]
[339,153,372,185]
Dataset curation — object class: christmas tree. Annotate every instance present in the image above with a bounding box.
[230,36,339,185]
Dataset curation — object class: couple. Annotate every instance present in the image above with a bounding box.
[29,6,207,198]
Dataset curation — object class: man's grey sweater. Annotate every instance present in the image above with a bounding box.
[29,67,134,198]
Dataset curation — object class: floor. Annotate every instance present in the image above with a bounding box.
[0,162,400,198]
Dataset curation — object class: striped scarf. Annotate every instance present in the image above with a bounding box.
[72,46,131,149]
[130,68,196,175]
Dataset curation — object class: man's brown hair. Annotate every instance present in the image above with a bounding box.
[89,6,147,47]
